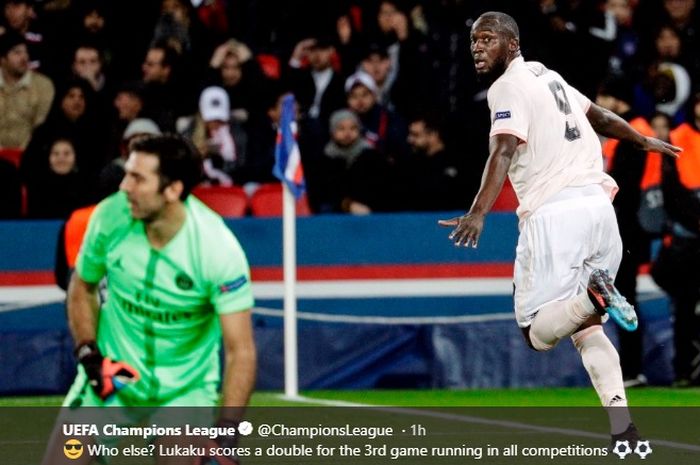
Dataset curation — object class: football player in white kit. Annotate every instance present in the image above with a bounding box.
[439,11,681,447]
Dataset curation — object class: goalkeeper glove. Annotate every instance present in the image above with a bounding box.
[193,419,240,465]
[75,341,140,400]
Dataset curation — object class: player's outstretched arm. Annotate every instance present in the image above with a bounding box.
[586,103,682,158]
[439,133,517,248]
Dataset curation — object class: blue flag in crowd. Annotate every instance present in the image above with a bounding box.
[273,94,305,198]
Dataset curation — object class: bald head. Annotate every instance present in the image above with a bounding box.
[474,11,520,41]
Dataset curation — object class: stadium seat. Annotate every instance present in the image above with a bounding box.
[256,54,281,80]
[250,183,311,217]
[492,178,519,212]
[192,185,249,217]
[0,148,23,168]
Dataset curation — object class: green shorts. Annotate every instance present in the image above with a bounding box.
[64,367,219,409]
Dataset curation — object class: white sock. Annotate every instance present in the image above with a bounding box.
[529,293,596,351]
[571,325,632,434]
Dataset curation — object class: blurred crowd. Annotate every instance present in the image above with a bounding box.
[0,0,698,219]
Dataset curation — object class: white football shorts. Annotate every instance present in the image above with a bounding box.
[513,185,622,328]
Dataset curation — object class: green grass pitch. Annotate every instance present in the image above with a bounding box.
[1,387,699,407]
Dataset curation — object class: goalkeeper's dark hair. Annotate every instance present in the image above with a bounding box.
[130,134,203,200]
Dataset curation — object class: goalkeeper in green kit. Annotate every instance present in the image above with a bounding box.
[42,134,255,465]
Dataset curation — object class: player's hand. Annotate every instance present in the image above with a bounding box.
[640,136,681,158]
[75,342,140,400]
[439,212,485,248]
[193,420,240,465]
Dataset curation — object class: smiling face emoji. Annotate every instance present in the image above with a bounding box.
[64,439,83,460]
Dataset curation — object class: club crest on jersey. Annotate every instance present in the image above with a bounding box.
[219,275,247,294]
[495,111,511,121]
[175,272,194,290]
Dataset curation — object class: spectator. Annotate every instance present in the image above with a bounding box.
[654,24,684,64]
[113,81,145,127]
[334,7,365,75]
[181,86,248,186]
[155,0,219,58]
[21,77,107,185]
[285,34,347,177]
[396,115,463,211]
[1,0,34,36]
[286,35,346,125]
[206,38,265,125]
[655,62,692,121]
[635,60,692,125]
[239,83,288,188]
[105,80,146,161]
[317,108,373,212]
[321,108,395,215]
[372,0,414,76]
[660,0,699,73]
[324,109,371,170]
[359,43,394,108]
[650,110,673,140]
[152,0,196,54]
[67,0,115,72]
[71,43,108,94]
[369,0,434,118]
[140,41,192,131]
[1,0,43,71]
[345,70,407,160]
[98,117,161,197]
[604,0,641,77]
[0,29,54,149]
[70,43,112,119]
[25,136,92,219]
[122,117,162,156]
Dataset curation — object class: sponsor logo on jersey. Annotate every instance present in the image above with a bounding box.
[495,111,511,120]
[175,272,194,290]
[219,275,248,294]
[117,295,194,324]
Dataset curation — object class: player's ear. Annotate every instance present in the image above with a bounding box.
[508,39,519,53]
[163,180,184,202]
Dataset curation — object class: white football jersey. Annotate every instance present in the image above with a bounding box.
[487,56,618,218]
